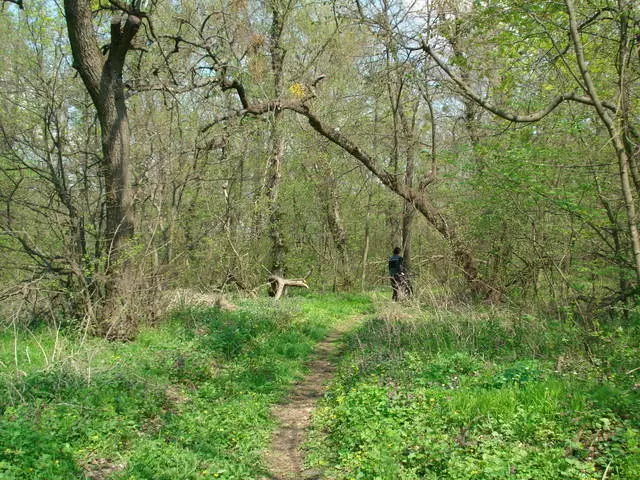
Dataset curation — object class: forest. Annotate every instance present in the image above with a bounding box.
[0,0,639,478]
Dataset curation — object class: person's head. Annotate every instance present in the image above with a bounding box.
[393,247,401,255]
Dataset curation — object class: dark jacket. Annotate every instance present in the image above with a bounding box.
[388,254,404,276]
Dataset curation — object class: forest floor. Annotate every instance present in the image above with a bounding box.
[1,294,639,479]
[263,314,363,480]
[0,293,373,479]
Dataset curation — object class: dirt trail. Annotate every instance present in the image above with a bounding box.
[262,316,361,480]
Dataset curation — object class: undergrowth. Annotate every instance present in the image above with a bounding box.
[306,302,640,479]
[0,293,372,479]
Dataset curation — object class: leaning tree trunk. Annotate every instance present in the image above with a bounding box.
[299,109,488,297]
[64,1,140,321]
[208,79,491,296]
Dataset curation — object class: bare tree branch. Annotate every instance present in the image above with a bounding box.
[421,42,617,123]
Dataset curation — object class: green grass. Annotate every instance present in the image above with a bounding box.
[0,293,372,479]
[4,293,638,479]
[306,304,640,479]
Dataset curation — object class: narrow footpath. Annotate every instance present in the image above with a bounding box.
[262,316,361,480]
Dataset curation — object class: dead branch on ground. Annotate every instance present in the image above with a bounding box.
[268,267,313,300]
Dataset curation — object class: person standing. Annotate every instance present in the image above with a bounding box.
[388,247,404,301]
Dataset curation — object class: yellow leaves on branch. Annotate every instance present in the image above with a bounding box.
[288,82,306,98]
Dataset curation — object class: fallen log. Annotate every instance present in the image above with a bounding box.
[268,268,312,300]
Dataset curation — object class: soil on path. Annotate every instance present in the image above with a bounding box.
[262,316,361,480]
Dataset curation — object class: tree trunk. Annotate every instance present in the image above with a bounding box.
[399,107,418,271]
[266,110,286,277]
[63,3,138,264]
[316,157,348,262]
[401,206,415,270]
[266,3,287,283]
[101,87,134,257]
[64,2,140,327]
[361,188,372,291]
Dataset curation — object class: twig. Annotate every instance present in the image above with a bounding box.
[27,328,50,367]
